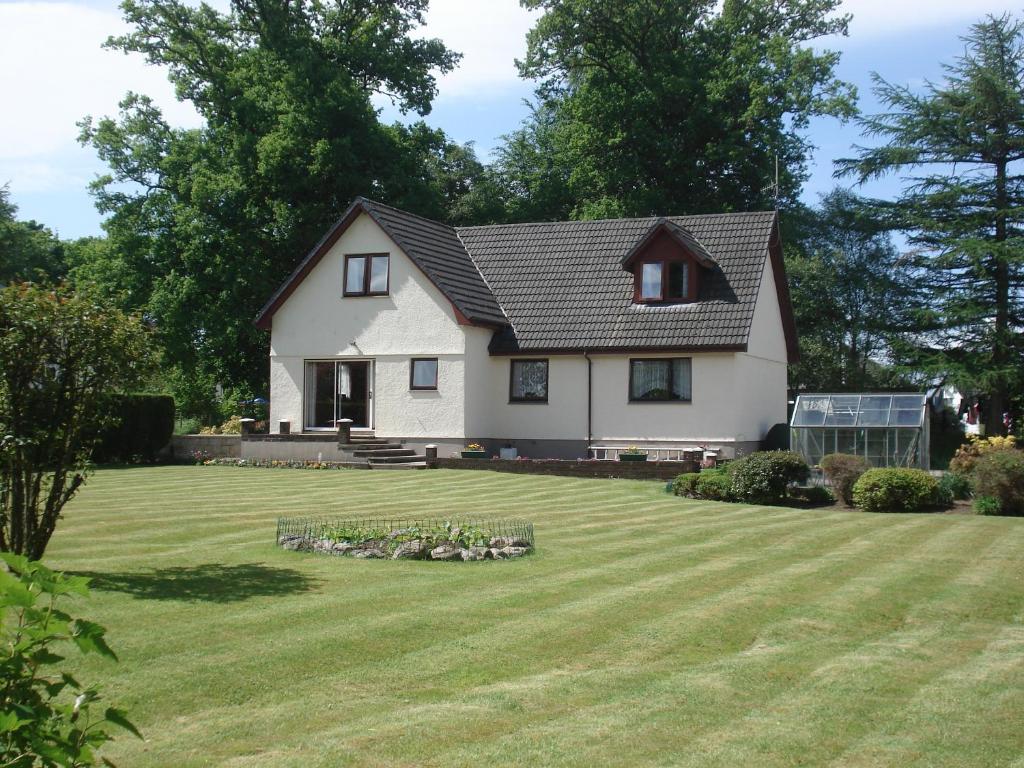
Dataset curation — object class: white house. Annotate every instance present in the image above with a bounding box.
[250,197,798,464]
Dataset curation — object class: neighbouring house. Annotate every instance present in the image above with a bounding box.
[250,197,797,464]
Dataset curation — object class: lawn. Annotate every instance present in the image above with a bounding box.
[46,465,1024,767]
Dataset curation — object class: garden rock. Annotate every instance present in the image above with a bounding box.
[489,536,531,549]
[461,546,489,561]
[331,542,356,555]
[499,546,529,559]
[352,548,385,559]
[430,544,463,560]
[392,540,427,559]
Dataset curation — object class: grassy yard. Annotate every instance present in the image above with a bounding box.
[45,466,1024,767]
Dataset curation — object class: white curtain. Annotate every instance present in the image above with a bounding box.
[337,363,352,398]
[631,359,691,400]
[512,361,547,399]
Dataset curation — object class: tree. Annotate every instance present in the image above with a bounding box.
[0,283,153,559]
[786,189,918,391]
[0,187,66,284]
[838,14,1024,435]
[78,0,465,413]
[492,0,857,221]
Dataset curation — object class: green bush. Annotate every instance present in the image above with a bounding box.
[820,453,869,506]
[0,554,140,764]
[729,451,810,504]
[938,471,972,501]
[791,485,835,505]
[970,450,1024,516]
[851,468,943,513]
[695,469,733,501]
[92,394,175,463]
[974,496,1003,516]
[672,473,701,498]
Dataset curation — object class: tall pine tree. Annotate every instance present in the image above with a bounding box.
[838,14,1024,435]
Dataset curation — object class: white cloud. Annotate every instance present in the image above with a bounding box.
[840,0,1022,39]
[0,1,200,166]
[416,0,539,96]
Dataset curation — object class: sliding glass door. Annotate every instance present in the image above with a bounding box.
[303,360,372,430]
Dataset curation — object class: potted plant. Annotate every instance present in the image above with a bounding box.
[461,443,488,459]
[619,446,649,462]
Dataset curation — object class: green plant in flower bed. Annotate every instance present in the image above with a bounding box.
[851,468,946,513]
[820,453,869,506]
[970,450,1024,516]
[729,451,810,505]
[695,469,733,501]
[671,473,701,497]
[974,496,1003,515]
[938,471,972,501]
[790,485,835,505]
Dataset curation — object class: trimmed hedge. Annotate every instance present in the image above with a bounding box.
[92,394,175,463]
[851,468,943,513]
[672,473,700,497]
[695,469,733,501]
[729,451,810,505]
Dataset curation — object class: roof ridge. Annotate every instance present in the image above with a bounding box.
[455,210,777,232]
[358,196,458,231]
[453,229,511,325]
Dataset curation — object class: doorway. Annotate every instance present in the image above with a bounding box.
[303,360,372,430]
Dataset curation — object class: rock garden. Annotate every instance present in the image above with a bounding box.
[276,517,535,561]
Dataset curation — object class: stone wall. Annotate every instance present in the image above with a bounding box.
[432,457,698,481]
[166,434,241,461]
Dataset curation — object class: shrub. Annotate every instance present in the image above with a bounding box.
[970,450,1024,516]
[820,453,869,506]
[974,496,1003,516]
[949,434,1017,476]
[938,471,972,501]
[729,451,810,504]
[1,554,140,764]
[851,468,943,513]
[672,473,701,498]
[695,469,733,501]
[200,414,243,435]
[791,485,835,505]
[92,393,175,463]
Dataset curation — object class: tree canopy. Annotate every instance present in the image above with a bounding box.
[0,187,67,284]
[838,14,1024,434]
[491,0,857,221]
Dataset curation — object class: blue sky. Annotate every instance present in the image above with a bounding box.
[1,0,1019,239]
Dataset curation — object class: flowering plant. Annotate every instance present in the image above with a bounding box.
[621,445,646,455]
[465,443,484,451]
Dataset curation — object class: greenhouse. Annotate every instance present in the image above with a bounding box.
[790,393,929,469]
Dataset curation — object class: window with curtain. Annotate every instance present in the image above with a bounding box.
[640,262,662,300]
[410,358,438,390]
[510,359,549,402]
[629,358,692,401]
[344,253,389,295]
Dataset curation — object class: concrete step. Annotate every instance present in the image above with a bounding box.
[369,461,428,470]
[352,447,416,458]
[367,453,427,464]
[339,442,402,451]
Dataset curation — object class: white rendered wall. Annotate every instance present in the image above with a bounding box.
[268,212,468,437]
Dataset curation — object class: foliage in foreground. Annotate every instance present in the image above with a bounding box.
[851,468,945,513]
[949,435,1017,477]
[0,283,153,558]
[0,554,139,766]
[727,451,810,505]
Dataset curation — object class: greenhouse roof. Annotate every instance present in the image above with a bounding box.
[790,393,927,428]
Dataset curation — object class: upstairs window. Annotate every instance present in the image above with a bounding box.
[637,261,690,302]
[344,254,389,296]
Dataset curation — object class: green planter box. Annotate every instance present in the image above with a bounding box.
[619,453,649,462]
[461,450,489,459]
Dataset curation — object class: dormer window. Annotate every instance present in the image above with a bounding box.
[622,219,713,305]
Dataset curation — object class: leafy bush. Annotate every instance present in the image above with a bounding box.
[820,453,869,506]
[974,496,1003,516]
[729,451,810,504]
[92,393,175,463]
[970,450,1024,516]
[949,435,1017,476]
[791,485,835,505]
[695,469,733,501]
[938,472,972,501]
[1,554,140,764]
[851,468,944,513]
[672,473,700,497]
[200,415,243,435]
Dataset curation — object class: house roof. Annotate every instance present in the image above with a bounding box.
[254,197,507,330]
[255,199,797,362]
[456,211,795,358]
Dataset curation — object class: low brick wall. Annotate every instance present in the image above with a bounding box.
[432,457,698,481]
[166,434,241,461]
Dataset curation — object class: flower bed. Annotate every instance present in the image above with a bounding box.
[276,516,535,561]
[198,457,362,470]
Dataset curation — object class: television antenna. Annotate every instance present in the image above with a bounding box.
[760,154,780,209]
